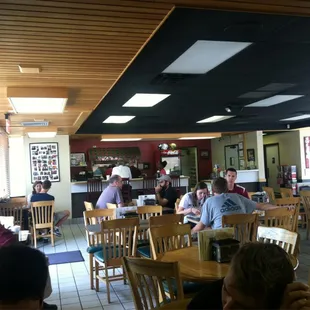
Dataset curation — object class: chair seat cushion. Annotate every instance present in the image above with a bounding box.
[137,240,150,248]
[137,245,151,258]
[163,279,206,295]
[87,245,103,254]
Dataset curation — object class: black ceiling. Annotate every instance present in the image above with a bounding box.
[78,8,310,135]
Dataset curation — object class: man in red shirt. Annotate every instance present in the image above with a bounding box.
[225,168,249,198]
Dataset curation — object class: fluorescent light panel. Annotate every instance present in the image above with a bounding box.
[123,93,170,107]
[245,95,304,108]
[280,114,310,121]
[179,137,215,140]
[103,116,135,124]
[163,40,252,74]
[27,132,57,138]
[101,138,142,141]
[197,115,235,123]
[9,97,67,114]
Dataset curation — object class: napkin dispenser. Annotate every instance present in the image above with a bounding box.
[211,238,240,263]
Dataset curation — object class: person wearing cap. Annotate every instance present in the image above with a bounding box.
[154,175,178,213]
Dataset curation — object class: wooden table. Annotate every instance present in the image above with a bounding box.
[159,246,229,282]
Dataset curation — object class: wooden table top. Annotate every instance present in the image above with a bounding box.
[159,246,229,282]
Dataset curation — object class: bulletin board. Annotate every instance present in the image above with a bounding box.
[29,142,60,183]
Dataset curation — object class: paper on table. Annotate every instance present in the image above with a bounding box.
[198,227,235,261]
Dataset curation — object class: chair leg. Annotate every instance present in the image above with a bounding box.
[106,269,111,303]
[51,228,55,247]
[33,228,37,248]
[95,261,99,292]
[89,254,94,290]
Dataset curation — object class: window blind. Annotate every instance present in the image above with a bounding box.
[0,127,10,199]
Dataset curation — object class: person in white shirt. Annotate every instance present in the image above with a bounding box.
[112,161,132,179]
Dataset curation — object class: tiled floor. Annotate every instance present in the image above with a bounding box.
[41,224,310,310]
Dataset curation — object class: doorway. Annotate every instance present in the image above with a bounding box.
[264,144,280,192]
[180,147,198,189]
[224,145,239,170]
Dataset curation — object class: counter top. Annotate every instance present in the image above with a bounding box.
[71,176,190,184]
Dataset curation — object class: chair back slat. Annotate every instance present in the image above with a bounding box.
[257,226,298,254]
[280,188,294,198]
[122,257,183,310]
[222,214,258,244]
[149,224,192,260]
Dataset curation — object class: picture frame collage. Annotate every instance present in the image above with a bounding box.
[30,142,60,183]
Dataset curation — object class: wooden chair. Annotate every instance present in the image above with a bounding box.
[0,202,23,228]
[31,201,55,248]
[274,197,300,232]
[84,201,94,211]
[122,257,184,309]
[94,217,139,303]
[262,186,276,204]
[299,191,310,239]
[149,224,192,260]
[83,209,115,289]
[106,203,117,209]
[257,226,298,255]
[264,208,297,232]
[222,214,258,244]
[280,188,294,198]
[10,197,27,204]
[87,179,102,202]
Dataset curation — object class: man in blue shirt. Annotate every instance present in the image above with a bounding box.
[192,177,278,233]
[31,180,70,237]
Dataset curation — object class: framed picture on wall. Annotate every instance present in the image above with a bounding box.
[70,152,86,166]
[247,148,255,162]
[239,150,244,157]
[238,142,243,150]
[29,142,60,183]
[200,150,210,159]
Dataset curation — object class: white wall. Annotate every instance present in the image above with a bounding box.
[24,135,71,215]
[9,137,26,197]
[263,131,301,178]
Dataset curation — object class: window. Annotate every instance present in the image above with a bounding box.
[0,127,9,199]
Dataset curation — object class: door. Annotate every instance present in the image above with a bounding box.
[225,145,239,170]
[265,144,280,191]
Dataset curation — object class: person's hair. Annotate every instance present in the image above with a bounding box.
[230,242,294,309]
[109,174,121,184]
[212,177,228,194]
[32,181,43,195]
[192,182,208,206]
[0,244,48,305]
[42,179,51,190]
[226,167,237,174]
[161,161,167,168]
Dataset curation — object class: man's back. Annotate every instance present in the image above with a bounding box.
[96,185,123,209]
[30,193,54,203]
[201,193,256,229]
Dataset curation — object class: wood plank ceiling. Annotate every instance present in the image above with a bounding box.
[0,0,309,136]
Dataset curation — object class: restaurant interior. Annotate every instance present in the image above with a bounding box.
[1,1,310,310]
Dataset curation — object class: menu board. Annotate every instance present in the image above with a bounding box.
[29,142,60,183]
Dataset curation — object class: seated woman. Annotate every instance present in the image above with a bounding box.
[27,181,43,207]
[187,242,309,310]
[177,182,208,219]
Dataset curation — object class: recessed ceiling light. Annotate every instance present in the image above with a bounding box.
[27,132,57,138]
[103,116,135,124]
[163,40,252,74]
[18,65,41,74]
[178,137,215,140]
[280,114,310,121]
[245,95,303,107]
[122,93,170,107]
[101,138,142,141]
[197,115,235,123]
[8,98,67,114]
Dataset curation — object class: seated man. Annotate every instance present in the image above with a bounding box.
[188,242,310,310]
[30,179,70,237]
[96,174,124,208]
[155,175,178,214]
[225,167,249,198]
[0,244,52,310]
[192,177,277,233]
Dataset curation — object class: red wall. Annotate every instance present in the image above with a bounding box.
[70,139,212,180]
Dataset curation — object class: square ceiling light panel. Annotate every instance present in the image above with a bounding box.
[245,95,304,107]
[27,132,57,138]
[162,40,252,74]
[280,114,310,121]
[123,93,171,107]
[103,116,136,124]
[197,115,235,123]
[9,97,67,114]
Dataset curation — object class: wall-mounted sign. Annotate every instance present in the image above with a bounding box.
[160,150,181,156]
[29,142,60,183]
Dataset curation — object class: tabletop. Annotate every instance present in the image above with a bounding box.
[159,246,229,282]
